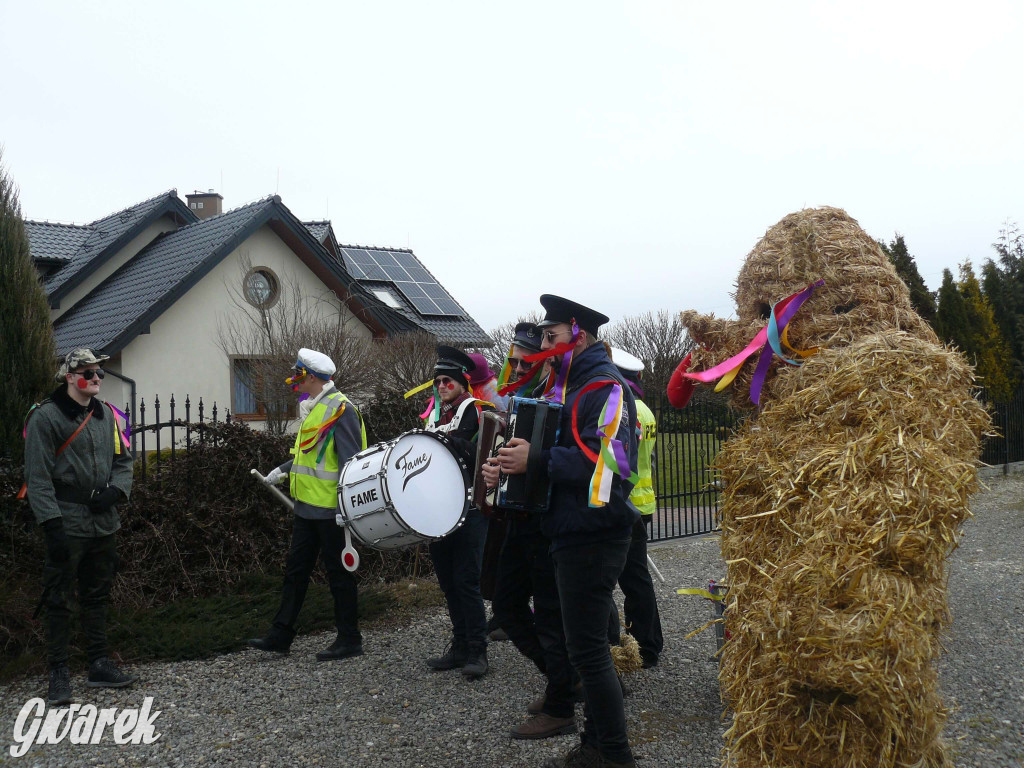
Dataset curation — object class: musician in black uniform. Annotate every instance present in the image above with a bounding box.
[496,296,640,768]
[424,345,493,679]
[482,322,579,740]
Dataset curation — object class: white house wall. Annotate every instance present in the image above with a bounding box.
[51,216,181,321]
[118,224,372,446]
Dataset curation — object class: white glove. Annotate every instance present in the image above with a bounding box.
[265,467,288,485]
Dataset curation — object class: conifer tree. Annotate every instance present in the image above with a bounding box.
[980,259,1022,369]
[934,268,970,351]
[879,234,937,327]
[0,150,57,462]
[958,261,1015,401]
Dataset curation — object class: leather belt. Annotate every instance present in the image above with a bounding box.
[52,482,94,505]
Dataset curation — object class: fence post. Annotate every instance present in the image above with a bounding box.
[1004,402,1010,476]
[139,398,147,482]
[154,395,162,476]
[170,394,177,464]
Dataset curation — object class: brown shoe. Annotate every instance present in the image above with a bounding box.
[511,712,577,740]
[527,692,546,715]
[531,681,584,714]
[541,742,601,767]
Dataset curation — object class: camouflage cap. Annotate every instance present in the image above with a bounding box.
[56,348,110,381]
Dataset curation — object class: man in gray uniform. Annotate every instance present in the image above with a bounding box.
[24,348,136,705]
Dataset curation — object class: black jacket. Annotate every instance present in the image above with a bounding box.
[539,343,641,547]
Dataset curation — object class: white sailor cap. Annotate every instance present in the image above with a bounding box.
[610,347,645,376]
[296,348,336,379]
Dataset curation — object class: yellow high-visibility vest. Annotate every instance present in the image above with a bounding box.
[289,390,366,509]
[630,398,657,516]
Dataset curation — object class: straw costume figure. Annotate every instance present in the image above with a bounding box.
[673,207,990,768]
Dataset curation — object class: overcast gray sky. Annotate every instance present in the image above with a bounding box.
[3,0,1022,334]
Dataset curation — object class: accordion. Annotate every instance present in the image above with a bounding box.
[472,396,562,516]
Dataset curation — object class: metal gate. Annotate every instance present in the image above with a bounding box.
[645,392,738,541]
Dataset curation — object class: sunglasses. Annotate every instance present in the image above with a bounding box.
[76,369,105,381]
[434,376,460,388]
[507,357,531,370]
[541,329,572,344]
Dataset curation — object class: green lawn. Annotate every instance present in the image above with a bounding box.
[652,431,723,505]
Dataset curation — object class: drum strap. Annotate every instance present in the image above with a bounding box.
[430,397,481,434]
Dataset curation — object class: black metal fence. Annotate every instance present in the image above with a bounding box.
[123,384,1020,540]
[979,384,1024,467]
[126,395,232,481]
[645,392,738,542]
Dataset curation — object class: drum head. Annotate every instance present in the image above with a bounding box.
[386,431,467,537]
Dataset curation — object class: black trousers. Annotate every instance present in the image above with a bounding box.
[492,517,575,718]
[553,534,633,764]
[619,516,663,663]
[428,509,488,650]
[43,534,118,666]
[271,516,361,646]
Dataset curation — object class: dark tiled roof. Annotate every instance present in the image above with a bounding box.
[303,220,331,243]
[24,221,91,264]
[53,197,278,355]
[30,190,197,302]
[53,197,420,356]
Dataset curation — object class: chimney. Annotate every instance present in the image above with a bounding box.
[185,189,223,220]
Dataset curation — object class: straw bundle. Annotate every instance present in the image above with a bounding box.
[612,631,644,675]
[678,208,990,768]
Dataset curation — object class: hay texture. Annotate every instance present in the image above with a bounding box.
[679,207,990,768]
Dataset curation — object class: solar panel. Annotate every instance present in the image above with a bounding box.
[340,247,463,317]
[393,252,419,269]
[408,295,442,315]
[340,248,368,278]
[382,264,411,281]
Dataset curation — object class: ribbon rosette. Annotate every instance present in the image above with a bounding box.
[684,279,824,406]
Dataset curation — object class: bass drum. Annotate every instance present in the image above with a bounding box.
[337,430,469,550]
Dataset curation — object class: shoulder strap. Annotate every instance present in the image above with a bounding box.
[16,407,94,502]
[57,410,93,457]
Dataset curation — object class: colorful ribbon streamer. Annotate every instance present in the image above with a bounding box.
[298,405,346,458]
[105,403,131,454]
[567,380,640,507]
[684,280,825,406]
[676,587,726,601]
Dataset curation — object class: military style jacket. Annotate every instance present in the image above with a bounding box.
[24,386,134,537]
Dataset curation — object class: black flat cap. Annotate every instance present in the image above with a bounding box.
[434,344,475,385]
[512,322,542,353]
[536,294,610,338]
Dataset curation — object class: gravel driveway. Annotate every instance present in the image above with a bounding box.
[2,474,1022,768]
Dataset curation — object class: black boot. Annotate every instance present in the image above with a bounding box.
[461,643,488,680]
[246,633,291,654]
[86,657,137,688]
[426,639,468,670]
[316,636,363,662]
[48,664,72,705]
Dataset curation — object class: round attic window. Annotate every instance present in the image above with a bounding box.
[244,267,280,309]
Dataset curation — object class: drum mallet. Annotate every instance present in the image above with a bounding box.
[647,554,665,583]
[250,468,295,511]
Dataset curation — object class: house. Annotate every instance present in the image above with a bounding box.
[27,189,489,431]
